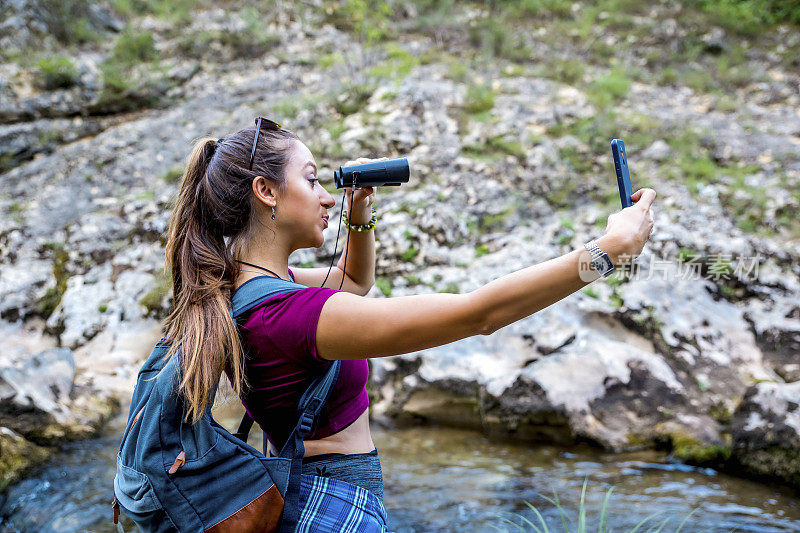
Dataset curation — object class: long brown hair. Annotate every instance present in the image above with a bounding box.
[163,123,300,423]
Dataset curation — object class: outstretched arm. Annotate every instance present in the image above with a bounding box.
[316,188,657,360]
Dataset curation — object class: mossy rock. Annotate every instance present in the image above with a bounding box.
[733,447,800,490]
[140,273,173,318]
[0,428,51,492]
[669,432,731,467]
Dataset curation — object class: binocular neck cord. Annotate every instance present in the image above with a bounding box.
[321,184,355,290]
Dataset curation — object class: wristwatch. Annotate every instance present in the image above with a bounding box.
[584,240,615,278]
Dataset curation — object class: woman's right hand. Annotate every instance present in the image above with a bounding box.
[597,187,657,264]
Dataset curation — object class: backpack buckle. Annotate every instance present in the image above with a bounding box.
[298,413,314,435]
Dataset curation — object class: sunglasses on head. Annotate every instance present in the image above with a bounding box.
[248,116,282,171]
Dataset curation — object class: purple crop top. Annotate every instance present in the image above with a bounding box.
[232,268,370,450]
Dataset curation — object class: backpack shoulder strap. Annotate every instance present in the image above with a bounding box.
[230,275,308,319]
[276,359,340,533]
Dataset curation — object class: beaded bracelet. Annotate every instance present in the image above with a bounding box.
[342,205,377,232]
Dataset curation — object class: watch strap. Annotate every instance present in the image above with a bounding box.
[584,239,615,277]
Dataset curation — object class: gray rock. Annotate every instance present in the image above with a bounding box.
[0,254,53,321]
[46,263,114,349]
[66,211,131,267]
[370,298,717,452]
[0,330,118,446]
[0,347,74,416]
[731,381,800,490]
[641,139,672,161]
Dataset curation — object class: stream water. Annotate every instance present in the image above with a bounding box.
[1,402,798,532]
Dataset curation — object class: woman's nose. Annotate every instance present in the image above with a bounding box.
[320,188,335,208]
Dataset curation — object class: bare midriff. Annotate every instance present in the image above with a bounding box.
[266,407,376,458]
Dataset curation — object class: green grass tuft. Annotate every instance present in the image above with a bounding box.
[493,478,702,532]
[464,81,495,115]
[375,277,392,296]
[587,68,632,109]
[35,56,79,90]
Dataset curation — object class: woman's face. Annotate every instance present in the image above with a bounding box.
[277,139,335,248]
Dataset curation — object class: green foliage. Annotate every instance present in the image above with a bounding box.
[111,0,198,24]
[695,0,800,35]
[665,128,760,197]
[161,166,184,183]
[140,273,172,317]
[609,291,623,308]
[587,68,632,109]
[463,82,495,115]
[92,25,171,113]
[334,82,377,116]
[37,244,70,319]
[506,0,574,18]
[319,0,395,46]
[467,204,518,235]
[369,42,420,80]
[582,286,599,299]
[677,247,701,263]
[439,282,461,294]
[98,304,109,313]
[403,274,422,285]
[401,247,420,261]
[669,433,732,466]
[475,243,490,258]
[548,112,660,160]
[533,57,586,85]
[408,0,458,33]
[318,52,345,69]
[178,28,280,59]
[97,60,130,100]
[467,16,532,63]
[177,8,281,61]
[36,56,78,91]
[375,277,392,296]
[38,0,102,44]
[110,28,157,66]
[463,134,525,162]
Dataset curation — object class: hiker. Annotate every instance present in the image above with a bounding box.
[161,117,655,529]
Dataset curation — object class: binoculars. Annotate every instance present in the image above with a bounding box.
[334,157,410,189]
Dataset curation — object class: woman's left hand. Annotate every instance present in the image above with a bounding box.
[342,157,385,223]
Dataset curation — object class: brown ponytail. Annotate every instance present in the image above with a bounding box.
[163,124,300,424]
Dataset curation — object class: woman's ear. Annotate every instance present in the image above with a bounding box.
[252,175,278,207]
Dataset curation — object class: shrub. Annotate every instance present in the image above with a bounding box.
[110,28,157,66]
[588,68,632,109]
[696,0,800,35]
[161,166,184,183]
[464,82,495,115]
[35,56,79,90]
[38,0,102,44]
[467,17,532,63]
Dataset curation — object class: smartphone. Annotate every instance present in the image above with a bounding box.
[611,139,633,209]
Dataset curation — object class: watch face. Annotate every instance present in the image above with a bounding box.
[592,257,613,274]
[591,258,607,273]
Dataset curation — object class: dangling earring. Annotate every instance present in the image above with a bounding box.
[271,205,276,220]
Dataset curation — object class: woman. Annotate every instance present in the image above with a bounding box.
[162,117,656,530]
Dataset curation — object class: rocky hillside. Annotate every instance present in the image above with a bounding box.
[1,0,799,491]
